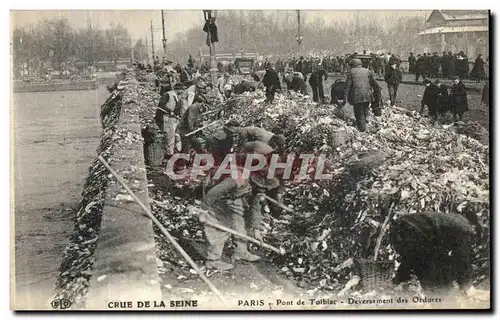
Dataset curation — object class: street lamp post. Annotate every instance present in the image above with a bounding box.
[203,10,218,88]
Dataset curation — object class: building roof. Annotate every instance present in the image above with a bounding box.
[418,25,489,35]
[428,10,488,22]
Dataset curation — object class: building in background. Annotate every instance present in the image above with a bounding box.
[418,10,489,57]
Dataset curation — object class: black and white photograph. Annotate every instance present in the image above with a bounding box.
[10,9,491,311]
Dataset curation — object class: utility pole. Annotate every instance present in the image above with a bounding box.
[296,10,303,55]
[240,11,243,53]
[130,37,134,63]
[150,21,155,60]
[161,10,167,59]
[203,10,218,89]
[145,34,149,64]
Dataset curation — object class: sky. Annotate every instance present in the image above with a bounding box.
[10,10,429,46]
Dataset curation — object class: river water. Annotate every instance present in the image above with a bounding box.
[12,86,109,309]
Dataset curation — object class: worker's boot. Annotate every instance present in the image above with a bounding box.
[205,259,234,271]
[232,241,261,262]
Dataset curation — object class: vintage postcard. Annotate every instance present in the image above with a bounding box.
[10,9,490,311]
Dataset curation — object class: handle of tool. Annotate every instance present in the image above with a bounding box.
[199,213,283,255]
[184,120,220,137]
[202,108,223,116]
[260,194,295,214]
[97,156,228,307]
[373,201,395,262]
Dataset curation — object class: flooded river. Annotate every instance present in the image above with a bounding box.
[12,86,109,309]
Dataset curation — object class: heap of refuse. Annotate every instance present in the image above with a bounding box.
[224,91,489,292]
[137,71,489,295]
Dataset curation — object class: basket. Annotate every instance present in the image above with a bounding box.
[144,132,167,167]
[329,129,347,148]
[356,259,394,291]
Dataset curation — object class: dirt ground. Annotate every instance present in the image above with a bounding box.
[12,86,109,308]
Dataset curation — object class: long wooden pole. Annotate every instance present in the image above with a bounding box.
[373,201,395,261]
[97,156,228,306]
[161,10,167,58]
[184,120,220,137]
[260,194,296,214]
[198,213,283,255]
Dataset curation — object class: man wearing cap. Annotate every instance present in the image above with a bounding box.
[384,60,403,107]
[155,83,186,162]
[343,58,382,132]
[262,63,281,104]
[200,167,280,270]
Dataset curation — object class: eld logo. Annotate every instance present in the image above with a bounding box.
[51,298,72,310]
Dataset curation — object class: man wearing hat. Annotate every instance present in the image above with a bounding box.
[155,83,186,163]
[384,60,403,107]
[295,56,307,81]
[204,123,238,167]
[217,72,233,102]
[262,63,281,104]
[390,211,476,295]
[343,58,382,132]
[415,54,426,82]
[419,79,440,122]
[408,53,416,74]
[225,124,286,151]
[177,88,209,162]
[200,167,280,270]
[288,72,308,95]
[434,79,449,121]
[449,76,468,122]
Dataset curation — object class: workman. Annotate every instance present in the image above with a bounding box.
[217,73,233,101]
[390,211,477,294]
[262,63,281,104]
[177,94,208,168]
[239,141,286,218]
[201,167,280,271]
[225,125,286,152]
[289,72,308,95]
[155,83,185,163]
[204,122,238,166]
[343,58,382,132]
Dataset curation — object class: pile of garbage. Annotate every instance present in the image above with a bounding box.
[222,92,490,292]
[137,71,489,296]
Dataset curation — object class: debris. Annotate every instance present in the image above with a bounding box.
[114,194,135,202]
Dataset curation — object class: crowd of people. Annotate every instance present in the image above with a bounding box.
[139,47,487,139]
[130,46,487,295]
[408,51,488,82]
